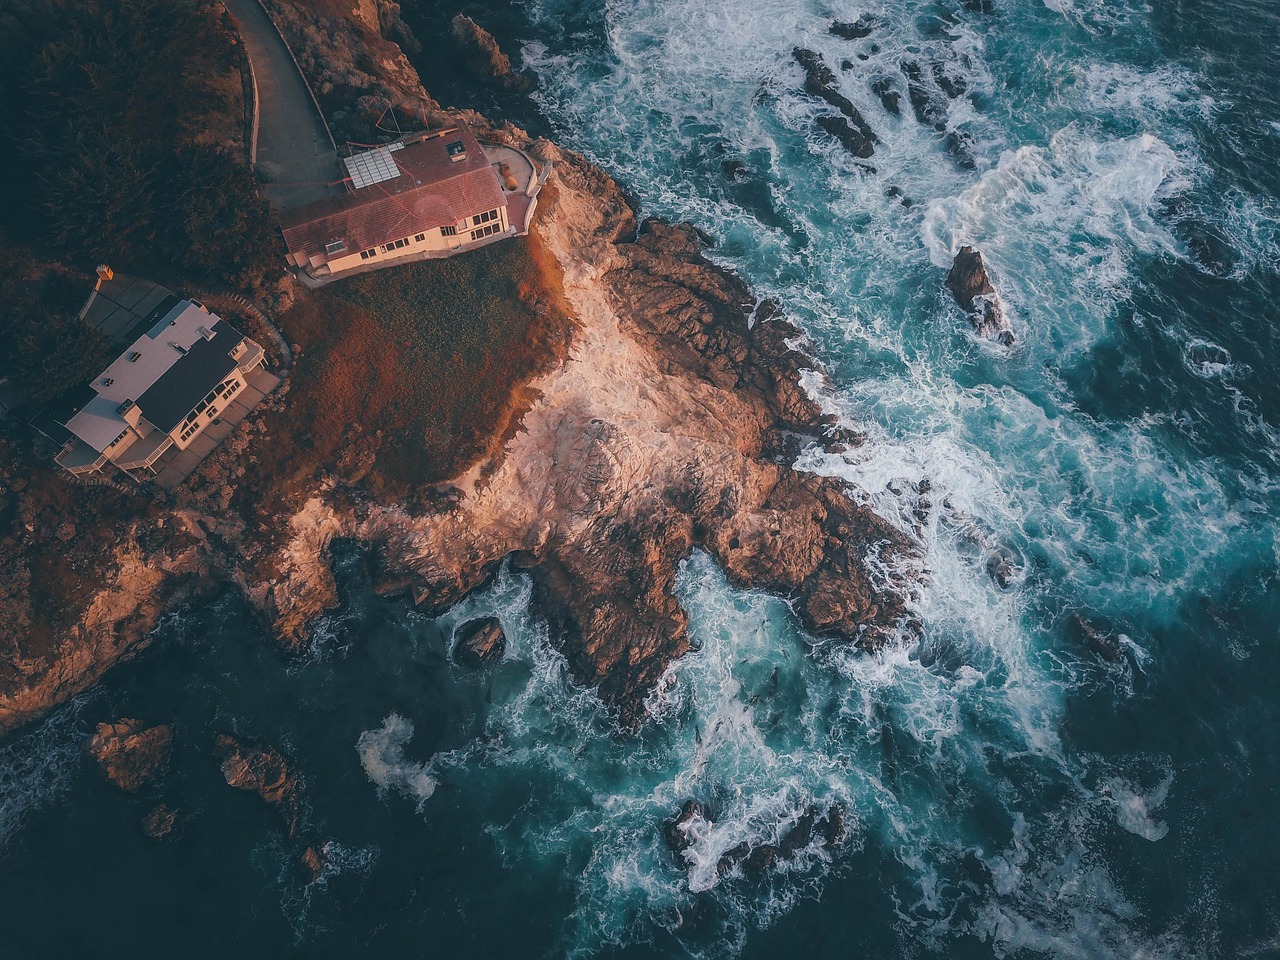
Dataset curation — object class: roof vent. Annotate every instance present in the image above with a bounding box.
[446,140,467,162]
[198,325,216,341]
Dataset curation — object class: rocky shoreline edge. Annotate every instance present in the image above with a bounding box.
[0,15,922,737]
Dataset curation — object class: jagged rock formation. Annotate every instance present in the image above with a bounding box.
[260,142,919,726]
[450,14,535,93]
[793,48,877,159]
[947,246,1014,345]
[214,734,304,835]
[454,617,506,668]
[86,719,173,792]
[0,13,920,737]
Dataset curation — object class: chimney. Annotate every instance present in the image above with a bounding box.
[96,264,114,281]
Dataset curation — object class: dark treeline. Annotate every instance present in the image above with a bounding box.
[0,0,281,290]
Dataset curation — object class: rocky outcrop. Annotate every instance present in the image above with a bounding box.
[247,138,919,728]
[141,803,178,840]
[87,719,173,792]
[2,14,920,740]
[214,734,304,835]
[453,617,506,668]
[947,246,1014,345]
[450,14,535,93]
[793,48,877,159]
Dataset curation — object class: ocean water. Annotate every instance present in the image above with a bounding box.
[3,0,1280,957]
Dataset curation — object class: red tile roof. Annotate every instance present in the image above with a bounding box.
[278,124,505,262]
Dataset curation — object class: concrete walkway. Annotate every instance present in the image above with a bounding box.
[223,0,338,210]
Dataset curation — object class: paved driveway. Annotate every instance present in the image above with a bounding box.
[224,0,338,210]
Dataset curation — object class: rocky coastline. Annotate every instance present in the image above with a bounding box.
[0,9,920,737]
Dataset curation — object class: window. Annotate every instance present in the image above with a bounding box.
[470,223,503,242]
[442,225,457,237]
[360,250,371,260]
[415,233,425,242]
[473,209,498,226]
[324,240,347,255]
[446,140,467,161]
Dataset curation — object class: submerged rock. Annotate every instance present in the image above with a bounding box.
[454,616,506,668]
[140,803,177,840]
[213,734,304,835]
[450,14,535,93]
[946,246,1015,345]
[1068,613,1122,663]
[664,799,705,859]
[87,719,172,792]
[714,803,847,880]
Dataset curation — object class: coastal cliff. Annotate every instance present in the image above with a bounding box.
[0,7,918,735]
[255,146,918,723]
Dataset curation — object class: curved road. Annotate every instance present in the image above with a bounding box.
[224,0,338,210]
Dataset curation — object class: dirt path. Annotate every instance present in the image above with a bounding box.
[223,0,338,210]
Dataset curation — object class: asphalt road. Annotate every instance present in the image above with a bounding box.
[223,0,338,211]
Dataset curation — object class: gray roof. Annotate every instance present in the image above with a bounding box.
[136,320,243,432]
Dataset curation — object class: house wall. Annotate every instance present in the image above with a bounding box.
[316,202,512,277]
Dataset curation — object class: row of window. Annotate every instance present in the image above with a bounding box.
[350,213,503,261]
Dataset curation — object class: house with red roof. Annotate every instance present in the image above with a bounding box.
[277,122,545,283]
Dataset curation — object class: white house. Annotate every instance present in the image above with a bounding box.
[34,296,266,483]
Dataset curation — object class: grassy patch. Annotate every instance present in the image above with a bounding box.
[248,233,568,512]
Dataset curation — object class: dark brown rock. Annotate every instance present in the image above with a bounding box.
[946,246,1014,345]
[213,734,304,835]
[140,803,177,840]
[87,719,172,792]
[301,845,328,882]
[454,616,506,668]
[793,48,878,157]
[450,14,535,93]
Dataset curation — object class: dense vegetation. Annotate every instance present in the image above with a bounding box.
[0,0,280,289]
[0,259,112,406]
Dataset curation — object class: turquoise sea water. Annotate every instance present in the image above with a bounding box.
[3,1,1280,957]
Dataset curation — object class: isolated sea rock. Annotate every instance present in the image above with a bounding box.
[141,803,178,840]
[829,16,878,40]
[453,616,506,668]
[1068,613,1122,663]
[301,844,328,882]
[450,14,534,93]
[214,734,304,835]
[946,246,1014,345]
[87,719,173,792]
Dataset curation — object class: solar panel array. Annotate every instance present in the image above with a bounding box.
[343,146,403,190]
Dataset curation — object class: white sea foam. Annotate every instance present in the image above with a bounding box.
[356,714,437,806]
[506,0,1280,955]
